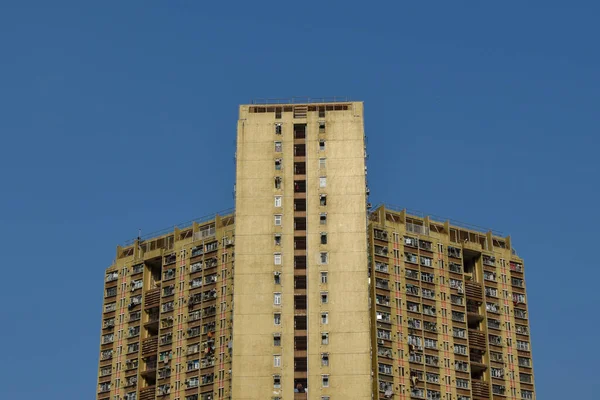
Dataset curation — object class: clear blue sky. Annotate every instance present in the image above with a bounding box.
[0,1,597,398]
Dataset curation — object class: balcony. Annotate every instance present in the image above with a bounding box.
[465,281,483,301]
[470,352,487,373]
[468,330,487,349]
[139,386,156,400]
[141,359,157,377]
[471,381,490,399]
[142,337,158,356]
[144,288,161,309]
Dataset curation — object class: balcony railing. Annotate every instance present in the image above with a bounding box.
[465,281,483,301]
[468,330,486,349]
[471,381,490,399]
[139,386,156,400]
[144,288,160,309]
[142,337,158,356]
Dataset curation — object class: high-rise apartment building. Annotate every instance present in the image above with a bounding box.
[367,206,534,400]
[97,100,535,400]
[98,213,236,400]
[232,102,371,400]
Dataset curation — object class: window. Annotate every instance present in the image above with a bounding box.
[319,177,327,187]
[425,338,437,349]
[102,333,114,344]
[274,313,281,325]
[274,141,282,152]
[128,326,140,338]
[455,360,468,372]
[319,158,326,169]
[378,363,393,375]
[274,253,282,265]
[453,328,466,338]
[105,287,117,297]
[274,158,282,170]
[274,196,282,207]
[321,292,329,304]
[319,140,326,151]
[456,379,469,389]
[454,344,467,355]
[425,355,438,366]
[319,122,326,133]
[274,355,281,367]
[274,176,282,189]
[427,389,441,400]
[491,367,504,378]
[521,390,534,399]
[187,359,200,371]
[106,271,118,282]
[274,234,282,246]
[450,294,463,306]
[320,271,328,284]
[421,272,434,283]
[426,372,440,384]
[274,272,281,285]
[127,343,139,353]
[520,373,532,383]
[190,262,202,273]
[408,318,421,329]
[423,305,436,316]
[273,375,281,389]
[274,293,282,305]
[484,271,496,281]
[518,356,531,367]
[420,256,433,267]
[320,232,328,244]
[273,334,281,346]
[320,213,327,224]
[320,194,327,206]
[405,269,419,280]
[132,263,144,274]
[275,123,282,134]
[321,332,329,344]
[321,312,329,324]
[274,214,282,226]
[517,340,530,351]
[322,375,329,388]
[407,301,420,313]
[486,302,499,313]
[408,335,422,349]
[320,252,328,264]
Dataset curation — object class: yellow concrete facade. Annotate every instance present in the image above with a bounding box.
[232,102,372,400]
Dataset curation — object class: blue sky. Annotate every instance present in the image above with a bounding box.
[0,1,598,398]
